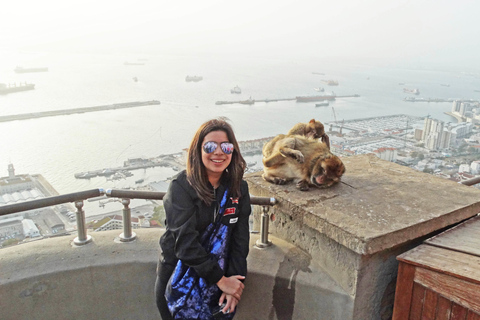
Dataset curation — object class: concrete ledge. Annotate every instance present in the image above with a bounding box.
[0,229,352,320]
[245,154,480,319]
[246,154,480,256]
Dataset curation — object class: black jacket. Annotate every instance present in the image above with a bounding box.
[159,170,251,285]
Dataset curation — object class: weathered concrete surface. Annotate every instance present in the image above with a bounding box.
[245,154,480,319]
[0,229,352,320]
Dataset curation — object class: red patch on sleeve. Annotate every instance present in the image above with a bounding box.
[224,207,236,216]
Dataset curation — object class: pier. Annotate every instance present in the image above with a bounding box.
[0,100,160,123]
[215,94,359,105]
[404,97,479,103]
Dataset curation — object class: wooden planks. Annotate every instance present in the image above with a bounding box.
[397,245,480,285]
[393,216,480,319]
[415,267,480,315]
[425,215,480,257]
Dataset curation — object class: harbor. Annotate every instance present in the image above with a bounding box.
[0,82,35,95]
[0,100,161,123]
[74,136,273,180]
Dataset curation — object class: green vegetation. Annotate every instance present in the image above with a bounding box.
[152,205,166,227]
[2,238,20,247]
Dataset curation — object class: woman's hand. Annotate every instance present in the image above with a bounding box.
[218,293,239,314]
[216,275,245,301]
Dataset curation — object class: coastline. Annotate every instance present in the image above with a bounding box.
[444,111,466,123]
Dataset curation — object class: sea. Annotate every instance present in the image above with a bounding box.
[1,50,479,216]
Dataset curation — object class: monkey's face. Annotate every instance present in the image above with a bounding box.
[310,155,345,188]
[305,122,325,140]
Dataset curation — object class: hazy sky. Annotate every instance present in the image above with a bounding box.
[2,0,479,68]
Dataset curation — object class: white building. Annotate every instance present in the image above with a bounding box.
[471,161,480,174]
[451,122,473,138]
[22,219,41,238]
[421,118,451,150]
[92,215,139,232]
[373,148,397,162]
[459,164,471,173]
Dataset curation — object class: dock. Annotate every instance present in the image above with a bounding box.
[215,94,359,105]
[404,97,479,103]
[0,100,161,123]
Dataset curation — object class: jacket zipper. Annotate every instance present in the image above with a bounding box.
[213,187,217,222]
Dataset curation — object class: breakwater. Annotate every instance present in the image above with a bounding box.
[215,94,359,105]
[0,100,160,123]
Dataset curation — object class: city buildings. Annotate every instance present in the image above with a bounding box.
[0,164,66,246]
[91,215,139,232]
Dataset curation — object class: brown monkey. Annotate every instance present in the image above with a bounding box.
[287,119,330,149]
[262,134,345,191]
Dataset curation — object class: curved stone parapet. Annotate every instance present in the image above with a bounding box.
[0,228,351,320]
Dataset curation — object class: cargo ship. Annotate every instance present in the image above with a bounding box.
[14,66,48,73]
[231,85,241,94]
[296,94,336,102]
[315,101,330,107]
[185,75,203,82]
[239,97,254,105]
[321,80,339,86]
[403,88,420,95]
[0,82,35,94]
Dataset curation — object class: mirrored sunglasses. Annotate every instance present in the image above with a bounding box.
[202,141,234,155]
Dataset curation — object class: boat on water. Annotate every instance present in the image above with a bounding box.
[135,179,144,184]
[0,82,35,94]
[231,85,241,94]
[239,97,255,105]
[74,172,97,179]
[185,75,203,82]
[315,100,329,107]
[321,80,339,86]
[296,94,336,102]
[314,87,325,92]
[403,88,420,95]
[14,66,48,73]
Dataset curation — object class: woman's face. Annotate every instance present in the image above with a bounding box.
[201,130,233,178]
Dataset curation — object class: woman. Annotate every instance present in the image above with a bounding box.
[155,118,251,319]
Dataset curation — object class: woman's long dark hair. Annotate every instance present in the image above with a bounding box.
[186,118,246,205]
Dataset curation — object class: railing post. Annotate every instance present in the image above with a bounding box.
[255,205,272,248]
[73,200,92,245]
[119,198,137,242]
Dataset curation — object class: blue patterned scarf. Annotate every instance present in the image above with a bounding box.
[165,189,235,319]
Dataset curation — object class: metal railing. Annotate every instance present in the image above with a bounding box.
[460,176,480,186]
[0,188,276,247]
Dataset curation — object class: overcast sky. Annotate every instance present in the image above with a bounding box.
[2,0,479,68]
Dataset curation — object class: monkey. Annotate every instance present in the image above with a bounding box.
[262,134,345,191]
[287,119,330,149]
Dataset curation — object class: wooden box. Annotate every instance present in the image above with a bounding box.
[393,216,480,319]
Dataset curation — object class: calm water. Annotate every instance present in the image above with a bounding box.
[1,51,479,215]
